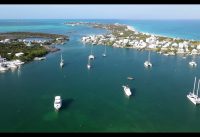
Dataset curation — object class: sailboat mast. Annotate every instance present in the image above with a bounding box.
[91,45,93,55]
[197,79,200,97]
[193,77,196,94]
[148,51,150,62]
[88,58,90,65]
[105,46,106,54]
[192,55,195,62]
[61,53,63,61]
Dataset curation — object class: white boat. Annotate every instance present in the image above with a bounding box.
[189,60,197,67]
[144,51,152,67]
[102,46,107,57]
[54,96,62,111]
[0,63,8,72]
[127,77,134,80]
[34,57,46,61]
[187,77,200,105]
[60,54,64,68]
[7,62,18,69]
[122,85,132,97]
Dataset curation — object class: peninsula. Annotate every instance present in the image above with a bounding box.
[66,22,200,56]
[0,32,69,62]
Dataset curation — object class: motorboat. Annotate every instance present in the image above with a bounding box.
[127,77,134,80]
[54,96,62,111]
[34,57,46,61]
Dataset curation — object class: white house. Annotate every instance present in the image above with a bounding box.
[197,45,200,50]
[191,49,198,55]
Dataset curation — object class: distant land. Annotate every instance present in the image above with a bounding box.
[66,22,200,56]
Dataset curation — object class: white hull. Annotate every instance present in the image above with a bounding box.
[34,57,46,61]
[122,85,132,96]
[54,104,62,110]
[88,55,95,60]
[144,61,152,67]
[127,77,134,80]
[187,94,200,105]
[189,61,197,67]
[54,96,62,111]
[0,63,8,71]
[7,63,18,69]
[102,53,106,57]
[60,62,64,67]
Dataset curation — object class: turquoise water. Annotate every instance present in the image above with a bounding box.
[1,19,200,132]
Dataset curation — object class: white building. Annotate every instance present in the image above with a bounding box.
[191,49,198,55]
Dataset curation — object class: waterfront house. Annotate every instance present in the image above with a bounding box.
[197,45,200,50]
[191,49,198,55]
[0,56,7,63]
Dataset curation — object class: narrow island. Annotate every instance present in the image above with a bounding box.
[0,32,69,72]
[65,22,200,56]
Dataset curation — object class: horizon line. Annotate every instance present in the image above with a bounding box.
[1,18,200,20]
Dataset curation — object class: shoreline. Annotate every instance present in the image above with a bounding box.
[123,25,199,42]
[0,32,69,72]
[71,22,200,56]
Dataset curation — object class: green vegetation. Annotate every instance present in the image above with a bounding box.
[0,42,48,62]
[106,41,114,46]
[0,32,68,40]
[0,32,69,62]
[188,46,193,52]
[156,47,161,52]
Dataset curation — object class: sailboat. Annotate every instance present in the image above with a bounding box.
[144,51,152,67]
[60,53,64,68]
[87,58,91,69]
[187,77,200,105]
[102,45,107,57]
[88,45,95,60]
[189,56,197,67]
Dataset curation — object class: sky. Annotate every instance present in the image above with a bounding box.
[0,4,200,19]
